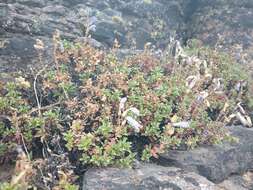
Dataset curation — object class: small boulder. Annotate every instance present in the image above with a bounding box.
[218,171,253,190]
[157,126,253,183]
[0,35,53,72]
[83,164,220,190]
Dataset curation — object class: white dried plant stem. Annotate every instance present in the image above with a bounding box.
[125,116,142,133]
[172,121,190,128]
[119,97,127,116]
[236,112,252,127]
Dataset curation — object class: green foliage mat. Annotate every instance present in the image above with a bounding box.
[0,38,252,189]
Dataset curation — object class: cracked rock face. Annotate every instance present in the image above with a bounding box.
[82,126,253,190]
[157,126,253,183]
[218,171,253,190]
[0,0,187,72]
[187,0,253,66]
[83,164,220,190]
[1,0,253,72]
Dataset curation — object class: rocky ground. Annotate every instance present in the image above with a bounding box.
[0,0,186,72]
[187,0,253,69]
[1,0,253,190]
[1,0,253,72]
[82,126,253,190]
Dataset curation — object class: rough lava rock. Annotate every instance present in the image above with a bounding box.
[83,164,220,190]
[1,0,253,72]
[218,171,253,190]
[0,0,186,72]
[187,0,253,66]
[156,126,253,183]
[0,34,53,72]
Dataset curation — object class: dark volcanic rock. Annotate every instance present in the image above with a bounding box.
[157,126,253,183]
[218,171,253,190]
[187,0,253,66]
[1,0,253,72]
[0,34,53,72]
[83,164,220,190]
[0,0,186,71]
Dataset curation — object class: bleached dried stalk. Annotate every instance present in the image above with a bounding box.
[186,75,199,91]
[122,107,140,117]
[172,121,190,128]
[33,70,43,117]
[118,97,143,133]
[118,97,127,116]
[125,116,142,133]
[236,112,252,128]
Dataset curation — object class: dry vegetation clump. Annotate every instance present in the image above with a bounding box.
[0,36,252,189]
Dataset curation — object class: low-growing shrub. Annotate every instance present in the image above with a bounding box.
[0,35,252,188]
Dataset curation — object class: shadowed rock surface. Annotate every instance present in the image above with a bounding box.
[187,0,253,65]
[0,35,53,72]
[82,126,253,190]
[218,171,253,190]
[0,0,187,72]
[1,0,253,72]
[83,164,220,190]
[157,126,253,183]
